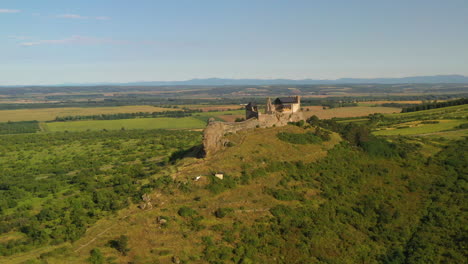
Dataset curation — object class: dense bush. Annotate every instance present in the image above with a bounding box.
[0,121,40,134]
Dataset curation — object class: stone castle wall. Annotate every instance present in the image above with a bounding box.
[202,111,305,157]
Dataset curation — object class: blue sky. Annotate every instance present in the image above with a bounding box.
[1,0,467,85]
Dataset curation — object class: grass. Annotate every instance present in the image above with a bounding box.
[179,125,341,178]
[0,105,176,122]
[44,117,206,132]
[374,119,467,136]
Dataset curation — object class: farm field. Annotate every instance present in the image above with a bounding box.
[303,106,401,119]
[0,105,175,122]
[193,110,245,122]
[43,117,206,132]
[183,104,243,111]
[386,104,468,120]
[373,119,467,136]
[357,100,424,106]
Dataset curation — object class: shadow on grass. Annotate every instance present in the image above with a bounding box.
[169,144,205,163]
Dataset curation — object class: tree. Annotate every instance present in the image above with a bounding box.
[88,248,104,264]
[109,235,130,256]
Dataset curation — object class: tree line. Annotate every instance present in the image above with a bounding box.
[401,98,467,113]
[53,110,202,122]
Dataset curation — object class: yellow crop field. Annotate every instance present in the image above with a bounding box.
[0,106,175,122]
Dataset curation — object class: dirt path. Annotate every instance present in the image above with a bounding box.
[73,215,130,253]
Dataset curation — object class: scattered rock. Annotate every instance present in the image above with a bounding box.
[139,194,153,210]
[157,216,168,225]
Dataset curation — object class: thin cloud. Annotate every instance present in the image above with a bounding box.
[95,16,111,20]
[9,35,31,40]
[0,9,20,13]
[57,14,110,20]
[19,35,126,47]
[57,14,88,19]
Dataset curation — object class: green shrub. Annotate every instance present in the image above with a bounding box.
[206,175,237,194]
[214,208,234,218]
[108,235,130,256]
[178,206,198,218]
[88,248,104,264]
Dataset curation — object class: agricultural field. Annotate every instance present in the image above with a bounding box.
[374,119,467,136]
[357,100,424,106]
[384,104,467,121]
[183,104,243,112]
[193,110,245,122]
[303,106,401,119]
[43,117,206,132]
[0,105,176,122]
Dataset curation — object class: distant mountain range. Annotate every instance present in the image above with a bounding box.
[4,75,468,87]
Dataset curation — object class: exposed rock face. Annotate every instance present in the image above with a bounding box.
[202,111,305,157]
[202,118,259,157]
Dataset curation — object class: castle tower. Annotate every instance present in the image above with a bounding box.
[265,97,274,114]
[245,102,259,119]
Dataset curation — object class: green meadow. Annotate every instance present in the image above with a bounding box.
[385,104,468,120]
[374,119,466,136]
[43,117,206,132]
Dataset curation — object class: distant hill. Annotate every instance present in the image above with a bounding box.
[3,75,468,87]
[88,75,468,86]
[121,75,468,86]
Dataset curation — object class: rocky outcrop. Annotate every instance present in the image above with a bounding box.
[258,111,304,127]
[202,112,305,157]
[202,118,259,157]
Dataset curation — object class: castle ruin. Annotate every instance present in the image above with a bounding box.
[203,96,304,156]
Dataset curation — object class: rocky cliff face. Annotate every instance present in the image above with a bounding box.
[202,112,305,157]
[202,118,259,157]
